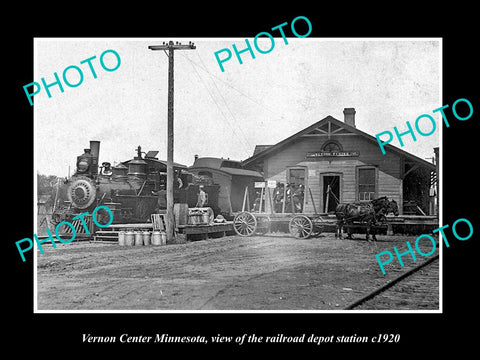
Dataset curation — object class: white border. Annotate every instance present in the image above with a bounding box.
[33,37,443,314]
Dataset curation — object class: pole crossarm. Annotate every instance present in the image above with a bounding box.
[148,41,196,51]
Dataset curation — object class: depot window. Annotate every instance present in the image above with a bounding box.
[357,167,377,201]
[288,167,306,187]
[322,140,343,152]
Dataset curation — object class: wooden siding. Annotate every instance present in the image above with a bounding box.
[262,134,402,213]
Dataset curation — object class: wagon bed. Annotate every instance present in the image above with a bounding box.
[233,211,332,239]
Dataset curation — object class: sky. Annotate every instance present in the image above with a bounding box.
[34,38,441,177]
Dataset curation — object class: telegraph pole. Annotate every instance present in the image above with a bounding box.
[149,41,196,243]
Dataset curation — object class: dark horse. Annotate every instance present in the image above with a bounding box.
[335,197,399,241]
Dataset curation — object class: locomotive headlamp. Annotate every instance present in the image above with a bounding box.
[77,158,89,172]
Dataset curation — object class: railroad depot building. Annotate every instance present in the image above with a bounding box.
[242,108,437,215]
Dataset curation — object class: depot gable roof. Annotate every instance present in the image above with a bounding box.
[242,115,435,170]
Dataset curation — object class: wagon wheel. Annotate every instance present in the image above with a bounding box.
[233,211,257,237]
[289,215,313,238]
[289,215,314,239]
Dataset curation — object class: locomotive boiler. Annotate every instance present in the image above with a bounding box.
[52,140,221,229]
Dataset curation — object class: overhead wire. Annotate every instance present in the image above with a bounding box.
[194,52,254,152]
[183,54,252,155]
[186,52,278,115]
[190,51,289,144]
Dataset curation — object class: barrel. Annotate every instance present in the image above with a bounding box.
[142,230,151,246]
[125,230,134,246]
[118,230,126,246]
[202,207,214,224]
[134,231,143,246]
[151,231,162,245]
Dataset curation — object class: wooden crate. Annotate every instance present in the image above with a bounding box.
[151,214,165,231]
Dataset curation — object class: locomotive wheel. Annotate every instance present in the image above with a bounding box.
[93,207,112,226]
[233,211,257,237]
[289,215,313,239]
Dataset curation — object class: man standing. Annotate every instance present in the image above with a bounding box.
[196,185,207,207]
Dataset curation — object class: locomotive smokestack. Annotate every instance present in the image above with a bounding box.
[90,140,100,159]
[89,140,100,175]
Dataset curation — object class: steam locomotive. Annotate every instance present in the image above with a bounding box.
[51,140,221,228]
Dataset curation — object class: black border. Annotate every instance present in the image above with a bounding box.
[7,6,479,354]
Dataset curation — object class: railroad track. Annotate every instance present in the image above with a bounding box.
[345,254,440,310]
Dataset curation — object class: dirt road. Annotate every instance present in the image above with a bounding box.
[36,233,439,311]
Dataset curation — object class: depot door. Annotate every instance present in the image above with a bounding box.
[322,175,340,213]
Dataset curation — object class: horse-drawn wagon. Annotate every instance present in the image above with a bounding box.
[232,181,399,240]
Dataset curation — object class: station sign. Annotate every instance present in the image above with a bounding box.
[306,151,359,159]
[255,180,277,188]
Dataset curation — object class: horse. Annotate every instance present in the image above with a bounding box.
[372,197,399,222]
[335,202,377,241]
[335,197,399,242]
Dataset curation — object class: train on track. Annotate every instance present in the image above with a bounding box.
[51,140,224,228]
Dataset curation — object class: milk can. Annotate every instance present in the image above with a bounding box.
[125,230,134,246]
[134,231,143,246]
[151,231,162,246]
[118,230,126,246]
[160,231,167,245]
[142,230,151,246]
